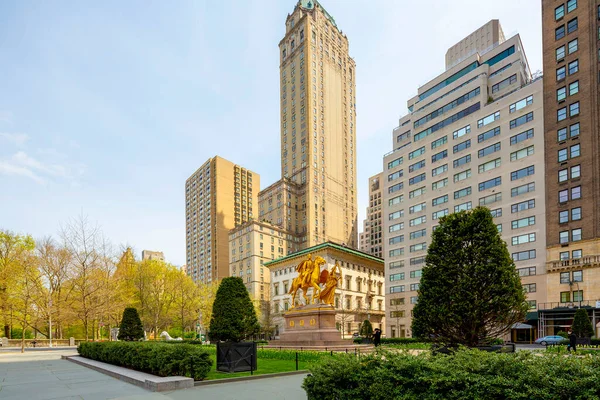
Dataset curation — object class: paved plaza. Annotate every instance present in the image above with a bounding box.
[0,350,307,400]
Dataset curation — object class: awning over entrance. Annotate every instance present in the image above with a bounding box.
[511,323,533,329]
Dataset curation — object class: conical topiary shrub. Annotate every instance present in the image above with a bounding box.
[117,307,144,341]
[360,319,373,339]
[209,277,259,342]
[572,308,594,338]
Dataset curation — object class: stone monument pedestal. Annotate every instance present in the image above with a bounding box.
[277,303,349,346]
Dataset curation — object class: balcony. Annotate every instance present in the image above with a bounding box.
[546,255,600,272]
[538,300,600,311]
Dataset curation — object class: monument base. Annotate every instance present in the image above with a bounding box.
[277,303,349,346]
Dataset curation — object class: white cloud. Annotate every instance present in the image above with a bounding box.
[0,151,83,184]
[0,132,29,146]
[0,160,46,184]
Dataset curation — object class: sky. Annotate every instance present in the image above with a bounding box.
[0,0,542,266]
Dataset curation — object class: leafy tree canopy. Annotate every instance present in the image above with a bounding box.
[412,207,528,346]
[209,277,259,342]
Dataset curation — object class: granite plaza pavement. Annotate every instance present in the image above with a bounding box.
[0,350,307,400]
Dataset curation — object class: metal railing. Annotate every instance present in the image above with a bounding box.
[538,300,600,311]
[546,255,600,272]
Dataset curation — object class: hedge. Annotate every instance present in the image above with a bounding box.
[302,348,600,399]
[77,342,212,381]
[380,337,428,344]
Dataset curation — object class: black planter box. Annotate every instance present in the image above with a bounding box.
[216,341,257,373]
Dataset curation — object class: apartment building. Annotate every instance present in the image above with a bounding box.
[228,220,297,301]
[539,0,600,336]
[358,173,383,257]
[141,250,164,261]
[382,21,547,338]
[265,242,384,338]
[185,156,259,283]
[278,0,358,249]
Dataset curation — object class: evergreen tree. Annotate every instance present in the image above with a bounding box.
[412,207,528,347]
[360,319,373,338]
[572,308,594,338]
[117,307,144,341]
[209,277,259,342]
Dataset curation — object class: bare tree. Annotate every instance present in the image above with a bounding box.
[61,215,106,340]
[35,237,74,339]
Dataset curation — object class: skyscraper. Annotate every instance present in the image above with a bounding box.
[359,173,383,258]
[185,156,259,283]
[540,0,600,333]
[382,21,546,338]
[276,0,357,249]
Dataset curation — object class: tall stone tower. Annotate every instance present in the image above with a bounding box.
[278,0,357,249]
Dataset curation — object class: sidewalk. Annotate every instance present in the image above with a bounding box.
[0,350,308,400]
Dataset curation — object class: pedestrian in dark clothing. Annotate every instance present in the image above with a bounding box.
[373,328,382,347]
[567,330,577,352]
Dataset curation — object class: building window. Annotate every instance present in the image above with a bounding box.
[560,291,571,303]
[572,228,582,241]
[511,165,535,181]
[567,0,577,13]
[454,187,472,199]
[557,66,566,81]
[573,290,583,302]
[559,189,569,203]
[479,177,502,191]
[560,231,569,244]
[511,216,535,229]
[569,81,579,96]
[572,207,582,220]
[555,4,565,20]
[454,201,472,212]
[568,39,578,54]
[572,186,581,199]
[559,169,568,183]
[479,142,501,158]
[556,45,566,60]
[569,102,580,116]
[453,125,470,139]
[453,140,471,154]
[558,149,568,162]
[567,18,578,34]
[556,25,565,40]
[511,199,535,213]
[431,136,448,149]
[523,283,536,293]
[432,178,448,190]
[410,283,420,291]
[511,182,535,197]
[559,210,569,224]
[432,164,448,177]
[477,112,500,128]
[518,266,536,276]
[568,60,579,75]
[557,87,567,102]
[510,145,534,161]
[573,270,583,282]
[477,126,500,143]
[557,107,567,121]
[571,165,581,179]
[453,154,471,168]
[510,112,534,129]
[571,144,580,158]
[431,150,448,163]
[491,74,517,94]
[509,95,533,113]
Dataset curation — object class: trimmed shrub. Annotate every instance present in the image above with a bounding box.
[380,337,427,345]
[303,348,600,399]
[359,320,373,339]
[573,308,594,338]
[117,307,144,341]
[78,342,212,381]
[209,277,259,342]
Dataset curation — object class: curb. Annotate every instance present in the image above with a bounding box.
[194,370,310,386]
[63,355,193,392]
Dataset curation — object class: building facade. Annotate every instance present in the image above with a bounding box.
[265,242,385,338]
[358,173,383,257]
[228,220,299,301]
[141,250,164,261]
[541,0,600,308]
[185,156,260,283]
[382,22,547,337]
[278,0,358,249]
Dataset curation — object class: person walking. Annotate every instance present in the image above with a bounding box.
[373,328,382,347]
[567,330,577,353]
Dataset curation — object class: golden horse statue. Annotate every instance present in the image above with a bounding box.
[289,254,326,306]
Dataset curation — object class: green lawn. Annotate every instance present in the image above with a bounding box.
[205,354,309,380]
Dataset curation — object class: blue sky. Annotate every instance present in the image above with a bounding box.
[0,0,542,265]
